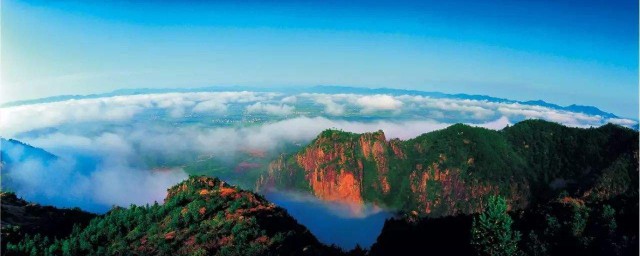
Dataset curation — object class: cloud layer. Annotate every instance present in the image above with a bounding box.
[4,133,188,213]
[0,91,635,212]
[2,114,507,212]
[1,91,635,138]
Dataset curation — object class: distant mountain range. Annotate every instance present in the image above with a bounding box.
[1,85,621,119]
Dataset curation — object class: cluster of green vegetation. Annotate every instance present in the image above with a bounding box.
[370,193,637,256]
[515,193,638,256]
[264,119,638,217]
[502,120,639,201]
[471,196,521,256]
[5,176,341,256]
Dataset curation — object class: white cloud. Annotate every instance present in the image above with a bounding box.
[246,102,294,116]
[398,95,496,119]
[3,91,626,140]
[496,103,603,127]
[90,166,187,207]
[298,93,353,116]
[0,91,276,137]
[319,99,346,115]
[301,93,346,115]
[281,95,298,104]
[0,98,144,137]
[355,95,403,113]
[4,134,187,212]
[192,99,228,113]
[606,118,638,127]
[470,116,512,130]
[7,157,188,212]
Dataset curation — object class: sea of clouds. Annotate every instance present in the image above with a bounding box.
[0,91,636,212]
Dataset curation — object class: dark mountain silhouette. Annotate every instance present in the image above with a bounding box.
[1,192,96,252]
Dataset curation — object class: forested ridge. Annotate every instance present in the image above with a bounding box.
[260,119,638,217]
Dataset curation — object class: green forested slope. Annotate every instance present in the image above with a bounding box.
[6,176,341,256]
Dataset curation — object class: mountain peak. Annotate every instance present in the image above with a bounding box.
[165,176,264,205]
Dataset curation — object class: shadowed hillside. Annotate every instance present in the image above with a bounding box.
[1,192,96,252]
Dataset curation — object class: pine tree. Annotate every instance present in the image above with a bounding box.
[471,195,521,256]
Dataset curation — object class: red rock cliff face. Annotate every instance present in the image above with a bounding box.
[259,130,397,207]
[359,132,392,195]
[258,129,530,216]
[294,133,366,205]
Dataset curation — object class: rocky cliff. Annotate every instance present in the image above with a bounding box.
[258,120,638,217]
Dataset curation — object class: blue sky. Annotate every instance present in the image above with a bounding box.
[2,0,638,117]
